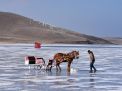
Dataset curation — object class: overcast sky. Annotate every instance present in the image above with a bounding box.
[0,0,122,37]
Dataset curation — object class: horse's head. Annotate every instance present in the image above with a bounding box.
[69,51,79,59]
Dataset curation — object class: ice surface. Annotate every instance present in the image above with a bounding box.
[0,44,122,91]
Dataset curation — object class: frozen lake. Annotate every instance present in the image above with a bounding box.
[0,44,122,91]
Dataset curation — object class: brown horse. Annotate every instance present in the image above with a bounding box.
[46,51,79,72]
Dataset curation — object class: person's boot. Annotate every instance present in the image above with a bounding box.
[94,69,97,73]
[89,70,93,73]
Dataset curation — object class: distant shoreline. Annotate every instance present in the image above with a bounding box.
[0,41,118,45]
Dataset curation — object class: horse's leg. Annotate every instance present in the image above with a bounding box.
[56,60,59,71]
[67,60,72,72]
[46,65,51,71]
[56,64,58,71]
[57,63,61,71]
[49,66,52,71]
[56,63,61,71]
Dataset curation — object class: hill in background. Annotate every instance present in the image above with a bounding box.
[0,12,113,44]
[104,37,122,45]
